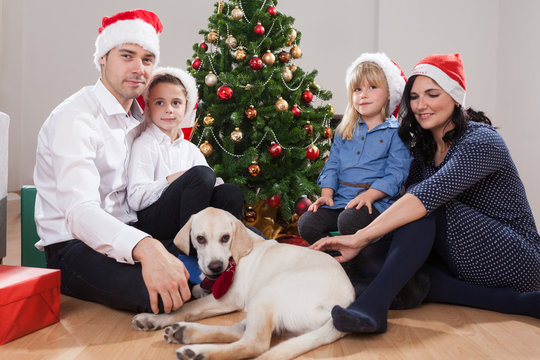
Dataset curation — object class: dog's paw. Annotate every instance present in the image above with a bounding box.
[192,285,212,299]
[164,322,187,344]
[132,313,167,331]
[175,345,207,360]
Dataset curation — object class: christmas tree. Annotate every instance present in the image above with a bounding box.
[188,0,334,224]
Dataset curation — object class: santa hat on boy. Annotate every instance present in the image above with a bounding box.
[93,9,163,71]
[411,53,466,107]
[345,52,407,117]
[144,67,199,129]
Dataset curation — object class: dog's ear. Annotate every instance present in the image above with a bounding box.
[231,216,256,263]
[174,216,193,255]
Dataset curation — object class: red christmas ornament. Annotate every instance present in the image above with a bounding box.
[291,104,301,118]
[199,42,208,52]
[267,194,281,207]
[267,5,277,17]
[254,22,265,35]
[306,144,319,160]
[192,57,202,70]
[217,85,233,101]
[269,143,282,157]
[294,197,312,216]
[249,55,263,70]
[301,89,313,103]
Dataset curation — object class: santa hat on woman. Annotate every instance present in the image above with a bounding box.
[144,67,199,129]
[411,53,466,107]
[93,9,163,71]
[345,52,407,117]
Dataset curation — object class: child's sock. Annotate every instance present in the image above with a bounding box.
[332,214,437,333]
[424,264,540,318]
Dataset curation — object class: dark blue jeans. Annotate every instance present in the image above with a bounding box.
[45,166,244,313]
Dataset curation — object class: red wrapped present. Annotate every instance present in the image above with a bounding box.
[0,265,61,345]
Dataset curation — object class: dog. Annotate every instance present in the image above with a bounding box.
[132,207,355,360]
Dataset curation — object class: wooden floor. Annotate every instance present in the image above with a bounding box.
[2,197,539,359]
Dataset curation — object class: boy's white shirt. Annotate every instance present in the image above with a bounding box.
[127,122,214,211]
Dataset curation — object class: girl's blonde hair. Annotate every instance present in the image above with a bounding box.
[336,62,390,140]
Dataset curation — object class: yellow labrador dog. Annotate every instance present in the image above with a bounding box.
[132,207,355,360]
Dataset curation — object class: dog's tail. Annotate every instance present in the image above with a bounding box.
[254,318,347,360]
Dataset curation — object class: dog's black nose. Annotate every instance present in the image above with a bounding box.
[208,260,224,274]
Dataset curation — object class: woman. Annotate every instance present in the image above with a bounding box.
[311,53,540,333]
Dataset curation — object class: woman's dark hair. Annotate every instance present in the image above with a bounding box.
[398,75,492,162]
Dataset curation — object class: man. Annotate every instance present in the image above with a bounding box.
[34,9,190,314]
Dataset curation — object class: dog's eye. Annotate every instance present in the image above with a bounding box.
[220,234,230,243]
[196,235,207,245]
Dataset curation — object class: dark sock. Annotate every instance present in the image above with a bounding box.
[424,264,540,318]
[332,214,437,333]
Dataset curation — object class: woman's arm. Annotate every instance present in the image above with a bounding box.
[310,193,426,262]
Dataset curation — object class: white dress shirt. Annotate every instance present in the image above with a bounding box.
[127,122,210,211]
[34,80,150,264]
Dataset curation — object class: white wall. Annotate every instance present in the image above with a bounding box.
[1,0,538,221]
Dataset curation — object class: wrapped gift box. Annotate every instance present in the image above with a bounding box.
[0,265,60,345]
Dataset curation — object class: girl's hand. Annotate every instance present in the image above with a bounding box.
[309,233,369,263]
[308,196,334,212]
[166,170,187,184]
[346,192,375,213]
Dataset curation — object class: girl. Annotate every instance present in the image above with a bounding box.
[127,67,244,242]
[298,53,412,244]
[312,54,540,333]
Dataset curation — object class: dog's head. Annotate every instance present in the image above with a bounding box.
[174,207,257,279]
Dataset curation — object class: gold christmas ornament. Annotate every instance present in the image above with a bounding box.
[204,72,218,87]
[289,64,298,72]
[207,30,218,44]
[230,127,243,142]
[262,50,275,65]
[287,28,297,45]
[203,114,215,126]
[290,45,302,59]
[329,104,335,115]
[282,67,293,82]
[199,141,213,157]
[245,105,257,119]
[234,48,247,61]
[248,161,261,177]
[231,6,244,20]
[311,82,321,92]
[275,97,289,112]
[225,35,237,49]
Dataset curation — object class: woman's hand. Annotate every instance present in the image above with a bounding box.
[310,232,370,263]
[308,196,334,212]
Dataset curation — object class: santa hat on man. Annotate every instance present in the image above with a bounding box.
[345,52,407,117]
[93,9,163,71]
[411,53,466,107]
[144,67,199,130]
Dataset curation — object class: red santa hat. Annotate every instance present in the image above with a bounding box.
[93,9,163,71]
[144,67,199,129]
[411,53,466,106]
[345,52,407,117]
